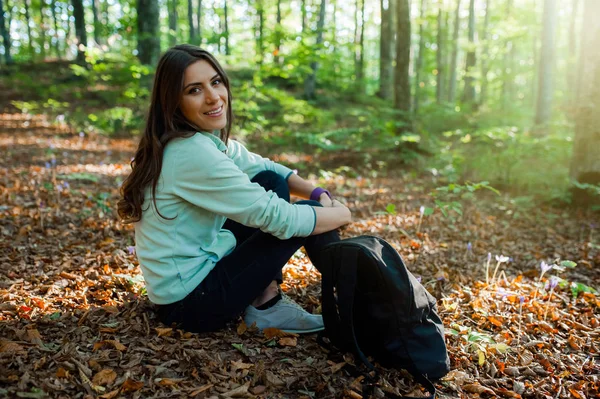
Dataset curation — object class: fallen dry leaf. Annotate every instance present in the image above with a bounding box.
[278,336,297,347]
[92,369,117,386]
[263,327,299,339]
[121,378,144,392]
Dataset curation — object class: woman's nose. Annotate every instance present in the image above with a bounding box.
[205,87,220,103]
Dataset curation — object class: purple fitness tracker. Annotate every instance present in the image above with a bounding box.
[310,187,332,202]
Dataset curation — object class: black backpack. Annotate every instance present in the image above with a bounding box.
[318,236,450,399]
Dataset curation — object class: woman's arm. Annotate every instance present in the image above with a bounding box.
[311,200,352,235]
[287,173,333,207]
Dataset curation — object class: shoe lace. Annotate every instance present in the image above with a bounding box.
[280,292,307,312]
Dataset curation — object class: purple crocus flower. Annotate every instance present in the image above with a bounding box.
[546,276,559,291]
[467,242,472,252]
[519,296,525,304]
[495,255,509,263]
[127,246,136,255]
[51,157,56,166]
[45,162,51,169]
[540,261,552,274]
[79,132,85,138]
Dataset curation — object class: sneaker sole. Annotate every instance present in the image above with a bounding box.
[278,326,325,334]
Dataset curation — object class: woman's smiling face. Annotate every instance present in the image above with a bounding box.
[179,59,228,132]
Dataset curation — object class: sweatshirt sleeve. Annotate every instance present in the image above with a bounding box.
[227,139,294,181]
[172,137,315,239]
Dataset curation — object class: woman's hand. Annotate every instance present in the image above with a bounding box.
[319,193,333,207]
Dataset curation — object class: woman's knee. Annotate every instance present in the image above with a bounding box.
[252,171,290,201]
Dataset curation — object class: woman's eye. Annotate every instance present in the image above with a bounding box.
[212,79,221,86]
[189,87,201,94]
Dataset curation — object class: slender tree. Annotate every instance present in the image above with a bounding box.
[72,0,87,63]
[379,0,394,100]
[168,0,178,46]
[567,0,579,104]
[304,0,326,99]
[534,0,557,129]
[354,0,365,94]
[24,0,34,58]
[570,0,600,204]
[92,0,102,44]
[448,0,461,103]
[187,0,196,43]
[256,0,264,64]
[197,0,202,45]
[501,0,514,111]
[39,0,46,59]
[51,0,61,58]
[223,0,229,55]
[436,0,444,103]
[394,0,411,116]
[462,0,476,105]
[414,0,427,113]
[0,0,11,64]
[480,0,491,106]
[137,0,160,65]
[275,0,282,63]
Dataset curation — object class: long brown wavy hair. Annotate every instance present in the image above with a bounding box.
[118,44,233,223]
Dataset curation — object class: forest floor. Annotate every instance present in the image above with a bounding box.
[0,112,599,399]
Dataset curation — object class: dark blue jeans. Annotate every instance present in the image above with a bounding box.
[156,171,340,333]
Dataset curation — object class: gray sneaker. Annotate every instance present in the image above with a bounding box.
[244,294,325,334]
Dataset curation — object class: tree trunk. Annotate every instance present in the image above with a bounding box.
[448,0,461,103]
[223,0,229,55]
[534,0,557,129]
[355,0,365,94]
[51,0,60,58]
[480,0,491,106]
[197,0,202,45]
[394,0,411,116]
[24,0,34,58]
[462,0,476,105]
[0,0,11,64]
[568,0,579,104]
[168,0,178,46]
[570,0,600,205]
[92,0,101,45]
[275,0,282,63]
[137,0,160,66]
[436,0,444,104]
[414,0,427,113]
[71,0,87,63]
[39,0,46,59]
[379,0,394,100]
[187,0,196,43]
[304,0,326,99]
[256,0,264,64]
[501,0,514,112]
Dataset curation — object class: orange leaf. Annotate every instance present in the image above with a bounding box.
[92,369,117,386]
[568,336,581,350]
[121,378,143,392]
[568,389,585,399]
[278,337,297,347]
[409,240,421,250]
[157,378,184,386]
[263,327,298,339]
[237,321,247,336]
[487,316,503,327]
[495,360,506,373]
[463,384,495,395]
[56,367,70,378]
[155,328,173,337]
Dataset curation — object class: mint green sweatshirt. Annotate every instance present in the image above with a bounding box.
[134,132,316,305]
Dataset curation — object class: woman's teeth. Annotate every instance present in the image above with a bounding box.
[205,106,222,115]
